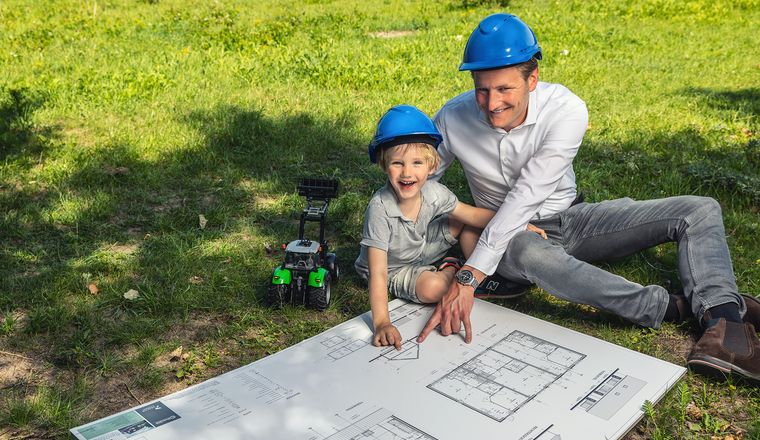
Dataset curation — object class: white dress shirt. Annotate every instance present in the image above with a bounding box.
[431,81,588,275]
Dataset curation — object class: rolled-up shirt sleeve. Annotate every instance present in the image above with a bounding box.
[467,101,589,275]
[360,202,391,251]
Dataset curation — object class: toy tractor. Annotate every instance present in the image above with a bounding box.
[268,178,340,311]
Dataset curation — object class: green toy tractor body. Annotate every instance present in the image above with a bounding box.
[268,178,339,311]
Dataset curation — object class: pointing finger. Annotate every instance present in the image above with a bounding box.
[417,310,441,342]
[463,312,473,344]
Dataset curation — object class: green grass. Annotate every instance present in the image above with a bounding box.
[0,0,758,438]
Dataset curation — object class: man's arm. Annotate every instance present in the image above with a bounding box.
[467,101,588,276]
[421,101,588,344]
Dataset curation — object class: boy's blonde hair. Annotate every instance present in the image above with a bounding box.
[376,142,441,173]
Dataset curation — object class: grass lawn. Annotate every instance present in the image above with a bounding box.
[1,0,759,438]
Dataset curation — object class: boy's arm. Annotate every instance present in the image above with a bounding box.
[451,202,548,240]
[449,201,495,229]
[367,247,402,350]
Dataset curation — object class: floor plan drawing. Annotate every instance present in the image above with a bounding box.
[534,425,562,440]
[389,302,428,327]
[428,331,585,421]
[328,339,367,360]
[229,367,296,405]
[369,340,420,363]
[322,335,349,348]
[572,369,647,420]
[324,408,437,440]
[72,299,685,440]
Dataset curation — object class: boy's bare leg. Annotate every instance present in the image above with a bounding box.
[415,267,457,303]
[414,220,486,303]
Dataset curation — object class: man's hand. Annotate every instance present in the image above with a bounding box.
[527,223,547,239]
[417,265,482,344]
[374,323,402,350]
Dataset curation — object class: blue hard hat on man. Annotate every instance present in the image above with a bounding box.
[368,105,443,164]
[460,13,542,71]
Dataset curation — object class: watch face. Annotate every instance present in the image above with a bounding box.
[457,270,473,284]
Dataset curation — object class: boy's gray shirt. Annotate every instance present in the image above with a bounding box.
[354,180,458,278]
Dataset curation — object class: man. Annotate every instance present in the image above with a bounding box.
[417,13,760,384]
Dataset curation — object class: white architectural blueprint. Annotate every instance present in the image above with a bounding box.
[71,299,685,440]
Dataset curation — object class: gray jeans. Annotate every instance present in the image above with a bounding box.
[496,196,745,328]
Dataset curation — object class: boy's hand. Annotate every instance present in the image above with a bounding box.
[527,223,548,239]
[374,323,402,350]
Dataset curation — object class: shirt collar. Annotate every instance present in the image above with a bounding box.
[377,181,429,220]
[377,182,403,218]
[523,88,538,127]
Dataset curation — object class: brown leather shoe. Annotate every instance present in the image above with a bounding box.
[687,319,760,385]
[702,294,760,329]
[740,294,760,329]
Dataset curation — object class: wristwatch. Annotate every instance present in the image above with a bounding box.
[455,269,479,289]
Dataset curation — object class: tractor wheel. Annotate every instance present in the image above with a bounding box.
[267,284,289,307]
[307,274,331,311]
[326,253,340,283]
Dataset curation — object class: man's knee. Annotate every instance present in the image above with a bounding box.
[504,231,551,273]
[680,196,722,223]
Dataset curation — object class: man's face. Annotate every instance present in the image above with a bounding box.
[472,66,538,131]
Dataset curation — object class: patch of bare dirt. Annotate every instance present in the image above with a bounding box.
[253,195,280,208]
[0,428,55,439]
[201,194,217,209]
[77,370,172,428]
[654,326,695,364]
[0,348,58,440]
[0,352,36,388]
[126,227,143,237]
[368,30,416,38]
[0,338,57,391]
[103,166,130,176]
[162,313,226,343]
[62,125,95,149]
[5,310,29,337]
[108,243,139,255]
[623,425,651,440]
[151,194,185,213]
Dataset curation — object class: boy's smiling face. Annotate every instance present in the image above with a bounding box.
[385,144,435,204]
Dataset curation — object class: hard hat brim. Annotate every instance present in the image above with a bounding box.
[459,50,542,71]
[368,134,442,163]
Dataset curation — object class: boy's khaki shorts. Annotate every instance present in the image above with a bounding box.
[387,215,457,303]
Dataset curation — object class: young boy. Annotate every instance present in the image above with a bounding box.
[355,105,545,349]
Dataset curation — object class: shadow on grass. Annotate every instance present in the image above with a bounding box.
[1,104,369,370]
[577,126,758,208]
[683,86,760,119]
[0,86,54,161]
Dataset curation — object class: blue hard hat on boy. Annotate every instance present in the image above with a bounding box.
[459,13,542,71]
[368,105,443,164]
